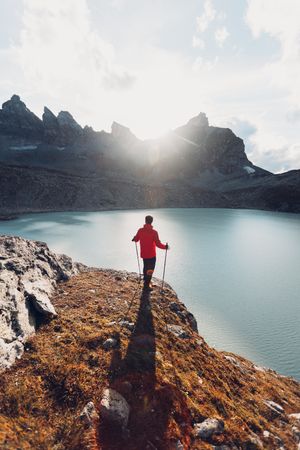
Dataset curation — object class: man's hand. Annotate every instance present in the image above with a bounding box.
[166,243,170,250]
[132,237,136,242]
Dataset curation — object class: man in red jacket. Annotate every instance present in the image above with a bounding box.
[132,215,169,291]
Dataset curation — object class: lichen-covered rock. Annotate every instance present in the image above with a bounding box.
[0,235,82,371]
[100,388,130,428]
[167,324,191,339]
[194,418,224,439]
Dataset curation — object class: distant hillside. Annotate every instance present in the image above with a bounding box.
[1,236,300,449]
[0,95,300,215]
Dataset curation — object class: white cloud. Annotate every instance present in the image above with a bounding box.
[244,0,300,171]
[246,0,300,102]
[196,0,216,33]
[215,26,229,47]
[13,0,134,105]
[192,36,205,49]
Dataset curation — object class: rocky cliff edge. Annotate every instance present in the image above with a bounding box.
[0,236,82,371]
[0,237,300,449]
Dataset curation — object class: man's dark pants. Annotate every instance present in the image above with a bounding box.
[143,257,156,287]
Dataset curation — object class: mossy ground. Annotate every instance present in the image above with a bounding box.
[0,270,299,449]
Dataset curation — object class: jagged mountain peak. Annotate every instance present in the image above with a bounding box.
[186,112,209,128]
[2,94,26,112]
[43,106,56,117]
[0,94,43,138]
[57,111,82,131]
[111,121,138,142]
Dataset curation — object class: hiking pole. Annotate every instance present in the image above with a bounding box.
[161,243,168,292]
[135,241,142,280]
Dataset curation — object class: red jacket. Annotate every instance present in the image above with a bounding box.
[133,224,166,259]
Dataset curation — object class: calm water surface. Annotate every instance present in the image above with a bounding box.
[1,208,299,379]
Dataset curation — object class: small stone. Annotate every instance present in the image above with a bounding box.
[79,401,99,426]
[194,418,224,439]
[167,324,190,339]
[105,321,117,327]
[169,302,181,313]
[246,433,264,449]
[100,388,130,428]
[254,365,267,372]
[119,320,135,331]
[103,338,118,350]
[264,400,284,415]
[292,426,300,442]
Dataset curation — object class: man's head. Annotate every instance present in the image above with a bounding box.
[145,215,153,224]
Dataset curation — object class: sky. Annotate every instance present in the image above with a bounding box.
[0,0,300,173]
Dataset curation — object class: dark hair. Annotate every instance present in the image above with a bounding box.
[145,215,153,224]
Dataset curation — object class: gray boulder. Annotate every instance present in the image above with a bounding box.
[100,388,130,429]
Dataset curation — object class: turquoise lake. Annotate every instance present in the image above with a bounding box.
[1,208,299,380]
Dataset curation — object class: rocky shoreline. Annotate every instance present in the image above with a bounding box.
[0,236,300,449]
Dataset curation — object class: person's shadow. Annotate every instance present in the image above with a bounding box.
[99,289,192,449]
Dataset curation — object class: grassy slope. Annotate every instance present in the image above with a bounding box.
[0,270,299,449]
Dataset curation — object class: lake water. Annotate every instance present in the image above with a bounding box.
[1,208,299,380]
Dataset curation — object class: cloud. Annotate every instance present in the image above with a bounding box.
[196,0,216,33]
[244,0,300,171]
[13,0,135,99]
[246,0,300,103]
[226,118,257,141]
[192,36,205,49]
[240,123,300,173]
[286,109,300,123]
[215,26,229,47]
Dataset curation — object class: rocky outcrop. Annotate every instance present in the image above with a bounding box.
[42,106,60,143]
[0,95,299,215]
[0,236,82,371]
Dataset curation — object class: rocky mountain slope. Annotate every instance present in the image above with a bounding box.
[0,95,300,215]
[0,237,300,449]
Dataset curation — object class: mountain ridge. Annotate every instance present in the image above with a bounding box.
[0,95,300,216]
